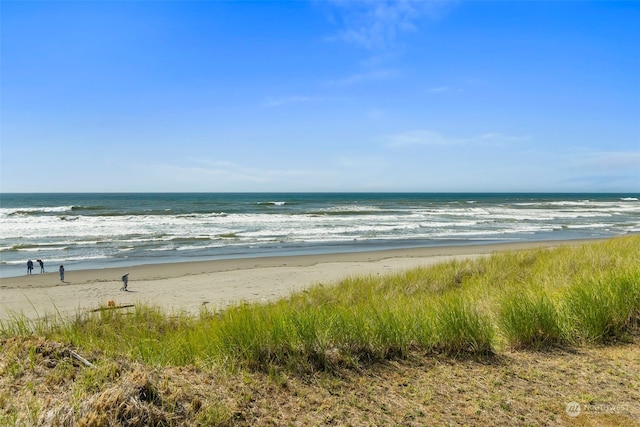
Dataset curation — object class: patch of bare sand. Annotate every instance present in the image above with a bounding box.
[0,240,592,322]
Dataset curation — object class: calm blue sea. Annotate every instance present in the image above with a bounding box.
[1,193,638,278]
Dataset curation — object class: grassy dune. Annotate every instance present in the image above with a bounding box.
[1,235,639,426]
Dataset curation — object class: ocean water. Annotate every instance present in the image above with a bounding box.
[1,193,638,278]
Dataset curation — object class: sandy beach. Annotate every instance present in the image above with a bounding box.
[0,240,597,322]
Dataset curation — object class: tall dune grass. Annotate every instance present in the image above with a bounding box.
[499,288,564,349]
[433,293,494,355]
[563,272,640,343]
[2,235,639,373]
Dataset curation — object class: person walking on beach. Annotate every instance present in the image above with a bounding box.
[121,273,129,291]
[59,265,65,282]
[27,259,34,275]
[37,259,45,273]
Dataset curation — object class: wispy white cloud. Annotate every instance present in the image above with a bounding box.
[326,0,446,51]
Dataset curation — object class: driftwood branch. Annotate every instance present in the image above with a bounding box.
[90,304,135,313]
[68,350,94,368]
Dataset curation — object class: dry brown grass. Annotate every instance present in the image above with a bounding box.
[2,334,638,426]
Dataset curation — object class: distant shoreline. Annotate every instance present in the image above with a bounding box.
[3,192,638,280]
[0,237,610,322]
[0,235,621,280]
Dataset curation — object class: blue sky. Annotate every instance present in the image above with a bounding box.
[2,1,639,193]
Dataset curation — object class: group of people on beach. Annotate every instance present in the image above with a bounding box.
[26,259,129,290]
[26,259,45,274]
[26,259,65,282]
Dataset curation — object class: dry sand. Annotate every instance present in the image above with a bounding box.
[0,240,594,322]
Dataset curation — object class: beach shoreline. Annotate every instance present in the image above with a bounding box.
[0,238,606,322]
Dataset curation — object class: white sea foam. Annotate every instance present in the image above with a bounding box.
[566,222,620,229]
[258,201,287,206]
[0,205,74,216]
[1,193,638,278]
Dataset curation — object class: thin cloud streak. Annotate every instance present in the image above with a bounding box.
[478,132,532,143]
[325,69,395,86]
[426,85,464,94]
[263,96,326,108]
[189,159,310,181]
[426,86,450,94]
[383,129,457,147]
[572,150,640,172]
[383,129,532,148]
